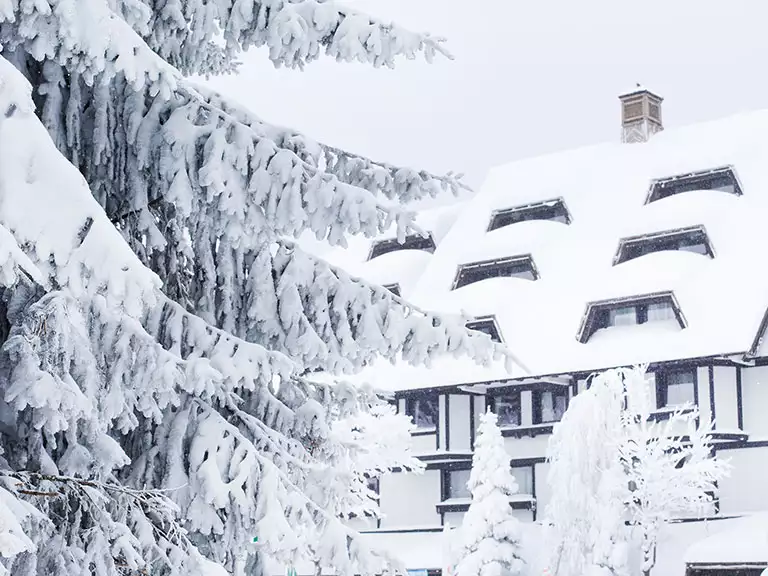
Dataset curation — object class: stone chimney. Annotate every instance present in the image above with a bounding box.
[620,85,663,143]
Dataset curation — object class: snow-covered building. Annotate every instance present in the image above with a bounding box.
[304,88,768,575]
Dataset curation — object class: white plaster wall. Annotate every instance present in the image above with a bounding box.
[520,390,533,427]
[534,462,551,515]
[438,395,447,450]
[741,365,768,437]
[448,395,471,451]
[379,469,442,528]
[717,446,768,515]
[696,366,712,426]
[443,510,464,527]
[473,395,486,447]
[503,434,550,460]
[410,433,438,455]
[713,365,739,430]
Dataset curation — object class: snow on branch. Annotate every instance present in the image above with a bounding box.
[197,85,470,204]
[0,470,221,576]
[0,0,177,96]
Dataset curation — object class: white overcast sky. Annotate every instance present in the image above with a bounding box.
[203,0,768,189]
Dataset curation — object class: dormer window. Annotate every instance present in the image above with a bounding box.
[487,198,571,231]
[466,316,503,343]
[453,255,539,289]
[382,283,401,297]
[613,225,715,265]
[645,166,743,204]
[368,233,436,261]
[577,291,687,343]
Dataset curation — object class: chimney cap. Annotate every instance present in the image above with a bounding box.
[620,83,663,101]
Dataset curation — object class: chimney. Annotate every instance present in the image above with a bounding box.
[619,85,663,143]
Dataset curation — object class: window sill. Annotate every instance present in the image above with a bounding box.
[411,427,437,436]
[436,495,536,513]
[499,423,556,438]
[647,406,695,421]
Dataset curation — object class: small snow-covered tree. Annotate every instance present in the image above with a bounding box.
[544,367,729,576]
[454,411,525,576]
[0,3,514,575]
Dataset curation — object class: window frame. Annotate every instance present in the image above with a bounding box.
[645,166,743,204]
[488,390,523,429]
[453,255,539,290]
[405,394,439,432]
[655,368,697,409]
[532,387,569,425]
[487,197,572,232]
[613,225,715,265]
[465,315,504,343]
[577,291,687,343]
[367,233,436,261]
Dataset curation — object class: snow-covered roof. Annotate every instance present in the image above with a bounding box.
[685,513,768,565]
[307,109,768,390]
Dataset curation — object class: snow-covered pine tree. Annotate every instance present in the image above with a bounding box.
[454,411,525,576]
[0,3,513,575]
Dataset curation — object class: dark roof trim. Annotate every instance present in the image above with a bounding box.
[487,197,572,231]
[746,306,768,358]
[367,232,436,261]
[644,165,743,204]
[576,290,687,343]
[382,283,401,297]
[359,526,444,534]
[465,315,504,343]
[613,225,715,265]
[452,254,539,289]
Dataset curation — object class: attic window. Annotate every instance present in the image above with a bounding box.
[368,233,436,260]
[577,291,687,343]
[453,255,539,289]
[466,316,503,343]
[645,166,743,204]
[613,225,715,265]
[487,198,571,231]
[382,283,401,297]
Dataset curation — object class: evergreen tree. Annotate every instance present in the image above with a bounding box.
[0,3,510,575]
[454,411,525,576]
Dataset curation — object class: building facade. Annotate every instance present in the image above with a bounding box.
[301,90,768,575]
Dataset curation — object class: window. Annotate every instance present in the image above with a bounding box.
[453,255,539,289]
[382,283,401,297]
[533,389,568,424]
[447,469,472,500]
[656,369,696,409]
[466,316,503,343]
[614,226,714,265]
[405,395,438,430]
[511,466,533,495]
[368,233,436,260]
[487,198,571,231]
[365,475,380,496]
[646,166,742,204]
[489,392,521,428]
[577,291,686,343]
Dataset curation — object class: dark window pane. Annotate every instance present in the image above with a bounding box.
[533,389,568,424]
[406,396,438,429]
[448,469,472,499]
[493,393,521,427]
[369,234,436,260]
[454,256,538,289]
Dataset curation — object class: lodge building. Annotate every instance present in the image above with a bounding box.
[301,88,768,576]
